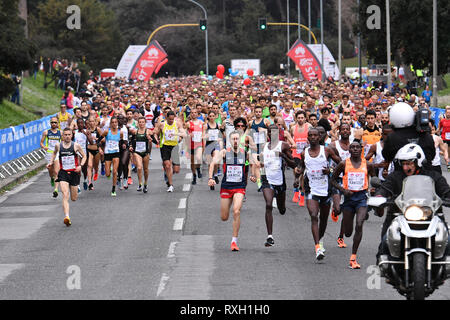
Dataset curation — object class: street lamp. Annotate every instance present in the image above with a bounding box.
[187,0,209,76]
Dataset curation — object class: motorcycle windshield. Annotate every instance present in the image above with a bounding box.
[395,175,441,212]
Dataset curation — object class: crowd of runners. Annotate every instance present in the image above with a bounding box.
[39,74,450,269]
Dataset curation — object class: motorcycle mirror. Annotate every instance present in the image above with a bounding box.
[370,177,382,188]
[367,197,387,207]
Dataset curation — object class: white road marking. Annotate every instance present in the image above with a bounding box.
[185,173,193,180]
[156,273,170,297]
[0,264,24,283]
[173,218,184,231]
[167,242,178,258]
[178,198,187,209]
[182,184,191,192]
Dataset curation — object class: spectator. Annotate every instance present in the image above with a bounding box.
[10,74,21,105]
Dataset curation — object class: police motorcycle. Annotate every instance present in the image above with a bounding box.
[369,174,450,300]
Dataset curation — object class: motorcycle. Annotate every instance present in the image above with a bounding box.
[368,175,450,300]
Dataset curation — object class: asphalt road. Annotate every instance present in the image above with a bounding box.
[1,150,450,300]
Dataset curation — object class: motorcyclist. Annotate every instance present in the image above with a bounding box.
[375,144,450,260]
[382,102,435,170]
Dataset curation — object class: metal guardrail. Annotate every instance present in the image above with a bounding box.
[0,149,46,180]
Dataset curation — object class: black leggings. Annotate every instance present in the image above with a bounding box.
[118,148,130,179]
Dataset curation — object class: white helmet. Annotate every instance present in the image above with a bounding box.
[388,102,415,128]
[395,143,425,167]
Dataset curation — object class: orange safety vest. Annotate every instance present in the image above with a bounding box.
[343,158,369,192]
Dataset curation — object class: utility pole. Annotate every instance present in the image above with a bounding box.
[338,0,342,79]
[187,0,209,75]
[287,0,290,78]
[386,0,392,91]
[357,0,362,85]
[308,0,311,44]
[432,0,438,108]
[320,0,324,81]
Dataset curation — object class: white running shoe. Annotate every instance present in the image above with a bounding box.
[316,247,325,260]
[319,241,326,253]
[123,179,128,190]
[167,185,174,193]
[118,178,123,190]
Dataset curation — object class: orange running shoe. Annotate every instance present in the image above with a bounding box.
[331,210,339,222]
[93,173,98,181]
[64,216,71,227]
[127,177,133,185]
[298,193,305,206]
[292,191,299,203]
[231,242,240,252]
[337,237,347,248]
[349,255,360,269]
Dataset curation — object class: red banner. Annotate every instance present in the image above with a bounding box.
[287,39,324,81]
[129,40,168,81]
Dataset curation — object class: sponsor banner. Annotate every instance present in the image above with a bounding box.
[307,44,340,80]
[287,39,324,81]
[129,41,168,81]
[230,59,261,76]
[115,46,147,79]
[430,107,446,128]
[0,110,73,165]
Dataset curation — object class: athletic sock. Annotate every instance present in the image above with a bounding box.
[232,237,238,244]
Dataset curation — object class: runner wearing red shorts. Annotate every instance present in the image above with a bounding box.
[208,131,257,251]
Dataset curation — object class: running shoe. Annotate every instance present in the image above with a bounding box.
[217,168,222,176]
[143,185,148,193]
[111,191,117,197]
[337,237,347,248]
[298,193,305,207]
[447,164,450,172]
[315,247,325,260]
[88,183,94,191]
[319,241,326,253]
[292,191,299,203]
[257,180,262,192]
[118,178,123,190]
[123,179,128,190]
[197,168,202,179]
[101,163,105,176]
[78,186,81,194]
[64,216,71,227]
[231,242,240,251]
[331,209,339,222]
[214,176,220,184]
[83,182,88,191]
[137,185,143,192]
[349,257,361,269]
[265,237,275,247]
[50,178,55,187]
[167,185,174,193]
[93,173,98,181]
[279,207,286,215]
[53,190,58,198]
[192,175,197,185]
[127,177,133,185]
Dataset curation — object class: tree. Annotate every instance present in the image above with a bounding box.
[32,0,124,70]
[0,0,36,101]
[358,0,450,74]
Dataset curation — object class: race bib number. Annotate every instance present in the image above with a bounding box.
[193,131,202,143]
[136,141,146,153]
[296,141,308,154]
[61,155,76,170]
[445,132,450,140]
[254,132,266,144]
[106,140,119,153]
[165,129,176,141]
[91,133,97,143]
[226,165,243,183]
[309,169,327,186]
[208,129,219,141]
[48,139,58,152]
[347,172,365,191]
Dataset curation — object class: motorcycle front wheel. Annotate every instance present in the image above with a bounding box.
[411,252,426,300]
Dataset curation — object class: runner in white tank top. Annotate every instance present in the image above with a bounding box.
[297,128,341,260]
[259,124,297,247]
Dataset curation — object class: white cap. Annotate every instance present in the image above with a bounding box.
[273,92,278,97]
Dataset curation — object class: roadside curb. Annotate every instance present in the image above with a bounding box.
[0,159,47,193]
